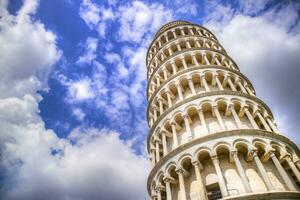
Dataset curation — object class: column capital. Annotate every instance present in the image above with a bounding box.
[210,154,219,163]
[197,107,204,112]
[176,167,184,174]
[182,114,190,120]
[192,160,204,170]
[281,153,292,162]
[155,182,165,191]
[242,105,251,114]
[231,150,239,157]
[248,148,258,158]
[153,136,161,143]
[169,120,177,126]
[200,74,206,79]
[169,60,175,64]
[175,81,181,87]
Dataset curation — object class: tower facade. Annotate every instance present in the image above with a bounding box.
[146,21,300,200]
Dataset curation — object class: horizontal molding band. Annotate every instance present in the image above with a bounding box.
[147,21,219,61]
[146,129,300,194]
[147,65,256,103]
[147,47,240,82]
[147,34,226,67]
[146,91,274,147]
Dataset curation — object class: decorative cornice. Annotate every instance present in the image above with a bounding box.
[146,21,219,65]
[146,129,300,194]
[147,47,240,82]
[147,91,274,148]
[147,34,225,68]
[147,65,256,102]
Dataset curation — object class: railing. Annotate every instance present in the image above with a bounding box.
[207,190,222,200]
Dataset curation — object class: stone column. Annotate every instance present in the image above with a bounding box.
[170,121,179,148]
[202,53,210,65]
[195,40,201,48]
[192,161,207,200]
[176,82,183,101]
[155,140,160,162]
[162,69,168,80]
[284,155,300,183]
[211,155,229,197]
[250,150,274,191]
[191,53,199,66]
[172,30,177,38]
[168,47,173,56]
[153,108,158,121]
[160,53,165,61]
[201,75,210,92]
[171,61,177,74]
[166,91,172,108]
[162,131,168,156]
[197,29,203,36]
[266,118,280,134]
[164,34,169,42]
[231,151,252,193]
[156,189,162,200]
[255,111,271,131]
[158,99,163,115]
[230,105,243,129]
[215,75,224,90]
[164,177,172,200]
[183,114,193,140]
[180,28,185,36]
[237,80,247,93]
[213,106,226,130]
[176,168,187,200]
[158,40,162,48]
[295,160,300,170]
[245,85,255,96]
[214,55,221,66]
[269,152,296,191]
[176,43,181,51]
[150,149,156,166]
[244,107,259,129]
[197,108,209,134]
[189,28,195,35]
[227,78,237,91]
[188,78,196,95]
[181,56,188,69]
[186,40,191,48]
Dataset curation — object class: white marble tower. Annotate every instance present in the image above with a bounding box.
[146,21,300,200]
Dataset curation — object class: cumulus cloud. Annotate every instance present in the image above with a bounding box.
[68,78,95,101]
[0,0,61,98]
[79,0,101,29]
[3,127,149,200]
[77,37,98,65]
[79,0,116,37]
[205,1,300,144]
[118,1,173,43]
[0,1,149,200]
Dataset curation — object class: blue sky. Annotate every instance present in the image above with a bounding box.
[0,0,300,199]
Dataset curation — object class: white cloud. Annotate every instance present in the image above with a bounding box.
[205,2,300,145]
[79,0,116,37]
[1,1,150,200]
[173,0,198,16]
[237,0,270,15]
[68,78,95,101]
[0,0,61,99]
[79,0,101,29]
[76,37,98,65]
[73,108,86,121]
[118,1,173,43]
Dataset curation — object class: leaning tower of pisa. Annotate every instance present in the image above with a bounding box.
[146,21,300,200]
